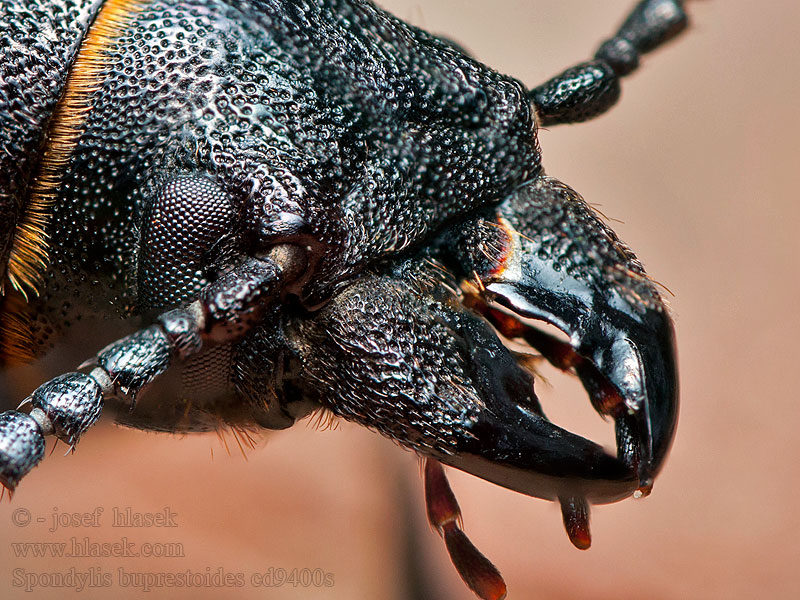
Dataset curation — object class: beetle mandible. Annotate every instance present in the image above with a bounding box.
[0,1,687,597]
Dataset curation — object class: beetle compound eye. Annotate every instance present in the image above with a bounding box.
[139,175,234,310]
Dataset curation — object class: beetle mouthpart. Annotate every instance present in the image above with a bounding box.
[294,270,638,506]
[475,287,676,498]
[452,176,678,498]
[424,459,508,600]
[560,495,592,550]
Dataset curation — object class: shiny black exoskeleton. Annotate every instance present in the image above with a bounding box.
[0,1,688,597]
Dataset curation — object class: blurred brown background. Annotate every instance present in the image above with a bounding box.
[1,1,798,598]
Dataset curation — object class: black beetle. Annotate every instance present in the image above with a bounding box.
[0,1,687,597]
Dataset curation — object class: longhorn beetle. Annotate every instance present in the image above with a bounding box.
[0,1,687,597]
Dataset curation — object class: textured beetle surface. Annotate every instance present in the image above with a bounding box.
[0,1,688,597]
